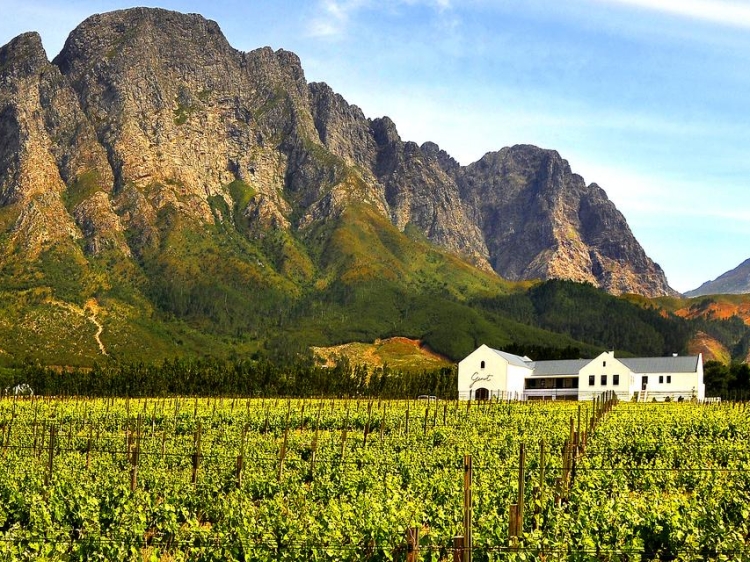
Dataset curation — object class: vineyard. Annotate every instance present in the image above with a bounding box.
[0,396,749,561]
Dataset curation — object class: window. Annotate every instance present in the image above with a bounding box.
[480,361,485,369]
[667,375,672,384]
[601,374,607,385]
[588,375,595,386]
[659,375,664,384]
[603,361,607,367]
[613,374,620,386]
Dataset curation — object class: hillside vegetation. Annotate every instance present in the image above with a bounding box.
[1,8,749,372]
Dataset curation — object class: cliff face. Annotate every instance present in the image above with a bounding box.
[456,146,675,297]
[0,7,675,302]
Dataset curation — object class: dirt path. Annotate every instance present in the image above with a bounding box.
[49,298,108,356]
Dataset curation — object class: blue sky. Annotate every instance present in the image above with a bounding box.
[2,0,750,293]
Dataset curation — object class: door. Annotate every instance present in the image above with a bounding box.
[475,387,490,401]
[642,376,648,391]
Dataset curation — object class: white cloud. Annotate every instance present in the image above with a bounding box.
[596,0,750,30]
[307,0,362,38]
[307,0,457,38]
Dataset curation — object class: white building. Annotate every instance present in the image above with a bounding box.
[458,345,705,402]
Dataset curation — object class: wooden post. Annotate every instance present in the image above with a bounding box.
[236,425,247,488]
[405,403,410,435]
[309,425,320,478]
[130,414,142,491]
[463,454,473,562]
[192,423,202,485]
[278,424,289,481]
[562,441,569,500]
[32,422,39,457]
[509,503,518,540]
[340,426,348,461]
[45,425,56,487]
[380,403,386,441]
[86,427,92,471]
[517,443,526,539]
[535,439,546,530]
[406,527,419,562]
[453,536,464,562]
[39,420,47,458]
[363,401,372,447]
[569,417,575,452]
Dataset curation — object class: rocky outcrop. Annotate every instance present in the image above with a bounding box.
[456,146,675,297]
[0,32,89,256]
[0,7,676,298]
[686,258,750,296]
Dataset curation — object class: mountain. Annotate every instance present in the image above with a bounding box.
[455,147,673,295]
[0,8,702,367]
[685,258,750,297]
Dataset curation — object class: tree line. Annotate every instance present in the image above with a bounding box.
[704,361,750,400]
[1,356,457,399]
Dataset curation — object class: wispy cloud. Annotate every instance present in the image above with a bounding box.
[597,0,750,30]
[307,0,456,39]
[307,0,363,38]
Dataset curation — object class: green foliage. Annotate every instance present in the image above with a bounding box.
[2,162,749,370]
[1,398,749,560]
[173,87,199,125]
[226,179,256,212]
[139,214,298,338]
[173,104,193,125]
[38,246,88,304]
[64,170,101,211]
[14,356,456,398]
[704,360,750,399]
[479,279,750,361]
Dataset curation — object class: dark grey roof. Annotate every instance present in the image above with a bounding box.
[528,359,591,376]
[526,355,700,377]
[489,348,533,369]
[620,356,699,374]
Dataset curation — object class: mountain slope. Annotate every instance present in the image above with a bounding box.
[0,7,704,367]
[685,258,750,297]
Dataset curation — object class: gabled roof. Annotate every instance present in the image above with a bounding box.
[620,356,699,374]
[527,359,592,376]
[470,345,701,377]
[489,348,533,369]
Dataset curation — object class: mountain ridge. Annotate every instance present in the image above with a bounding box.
[0,7,712,367]
[686,258,750,297]
[1,7,675,297]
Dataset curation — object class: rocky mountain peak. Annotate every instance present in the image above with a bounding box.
[0,32,49,82]
[457,145,675,297]
[0,7,675,299]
